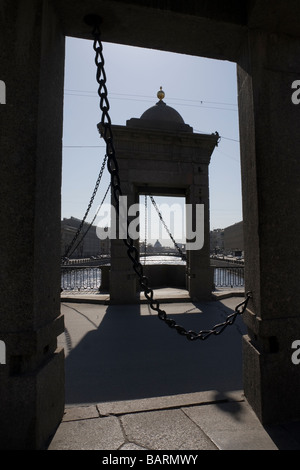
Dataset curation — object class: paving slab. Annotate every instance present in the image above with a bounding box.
[119,408,218,450]
[63,405,100,422]
[96,390,244,416]
[48,390,300,450]
[48,415,125,450]
[183,401,279,450]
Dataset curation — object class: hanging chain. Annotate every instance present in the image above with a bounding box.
[91,19,252,340]
[149,195,186,260]
[62,153,108,262]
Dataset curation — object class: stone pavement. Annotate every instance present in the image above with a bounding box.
[47,291,300,450]
[60,286,246,305]
[47,390,300,450]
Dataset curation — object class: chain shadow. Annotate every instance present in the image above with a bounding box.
[63,299,247,405]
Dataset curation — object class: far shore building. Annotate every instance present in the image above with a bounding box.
[223,221,244,255]
[210,228,224,253]
[61,217,110,258]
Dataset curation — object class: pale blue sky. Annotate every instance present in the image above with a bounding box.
[62,37,242,242]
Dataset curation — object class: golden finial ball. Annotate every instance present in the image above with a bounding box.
[157,86,165,101]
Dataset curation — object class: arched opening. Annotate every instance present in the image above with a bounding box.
[59,37,246,408]
[61,38,243,300]
[62,38,242,239]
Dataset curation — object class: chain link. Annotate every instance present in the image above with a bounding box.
[91,21,252,340]
[62,153,108,262]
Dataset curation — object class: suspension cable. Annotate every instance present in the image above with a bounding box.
[66,182,111,259]
[62,152,108,262]
[88,15,252,340]
[149,195,186,261]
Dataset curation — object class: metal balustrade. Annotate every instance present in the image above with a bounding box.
[61,266,102,291]
[61,265,245,292]
[213,267,244,288]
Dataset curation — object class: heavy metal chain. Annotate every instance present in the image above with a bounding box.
[149,195,186,260]
[90,17,252,340]
[62,153,108,262]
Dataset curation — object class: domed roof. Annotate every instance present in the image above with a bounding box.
[126,87,193,133]
[140,101,185,124]
[140,87,185,124]
[140,87,186,125]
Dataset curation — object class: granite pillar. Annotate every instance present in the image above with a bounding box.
[109,180,139,304]
[186,161,214,301]
[0,0,65,449]
[237,31,300,424]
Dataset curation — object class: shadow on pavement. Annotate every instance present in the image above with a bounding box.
[62,299,247,405]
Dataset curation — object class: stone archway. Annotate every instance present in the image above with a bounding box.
[101,89,219,303]
[1,0,300,449]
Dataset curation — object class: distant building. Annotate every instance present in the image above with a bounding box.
[210,228,224,253]
[154,239,163,251]
[99,235,110,257]
[61,222,78,257]
[223,221,244,255]
[61,217,110,258]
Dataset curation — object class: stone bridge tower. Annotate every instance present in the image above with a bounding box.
[98,88,219,303]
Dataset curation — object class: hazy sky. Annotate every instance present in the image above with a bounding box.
[62,37,242,244]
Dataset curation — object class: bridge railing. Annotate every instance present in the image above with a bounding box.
[213,266,244,288]
[61,265,110,292]
[61,265,244,292]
